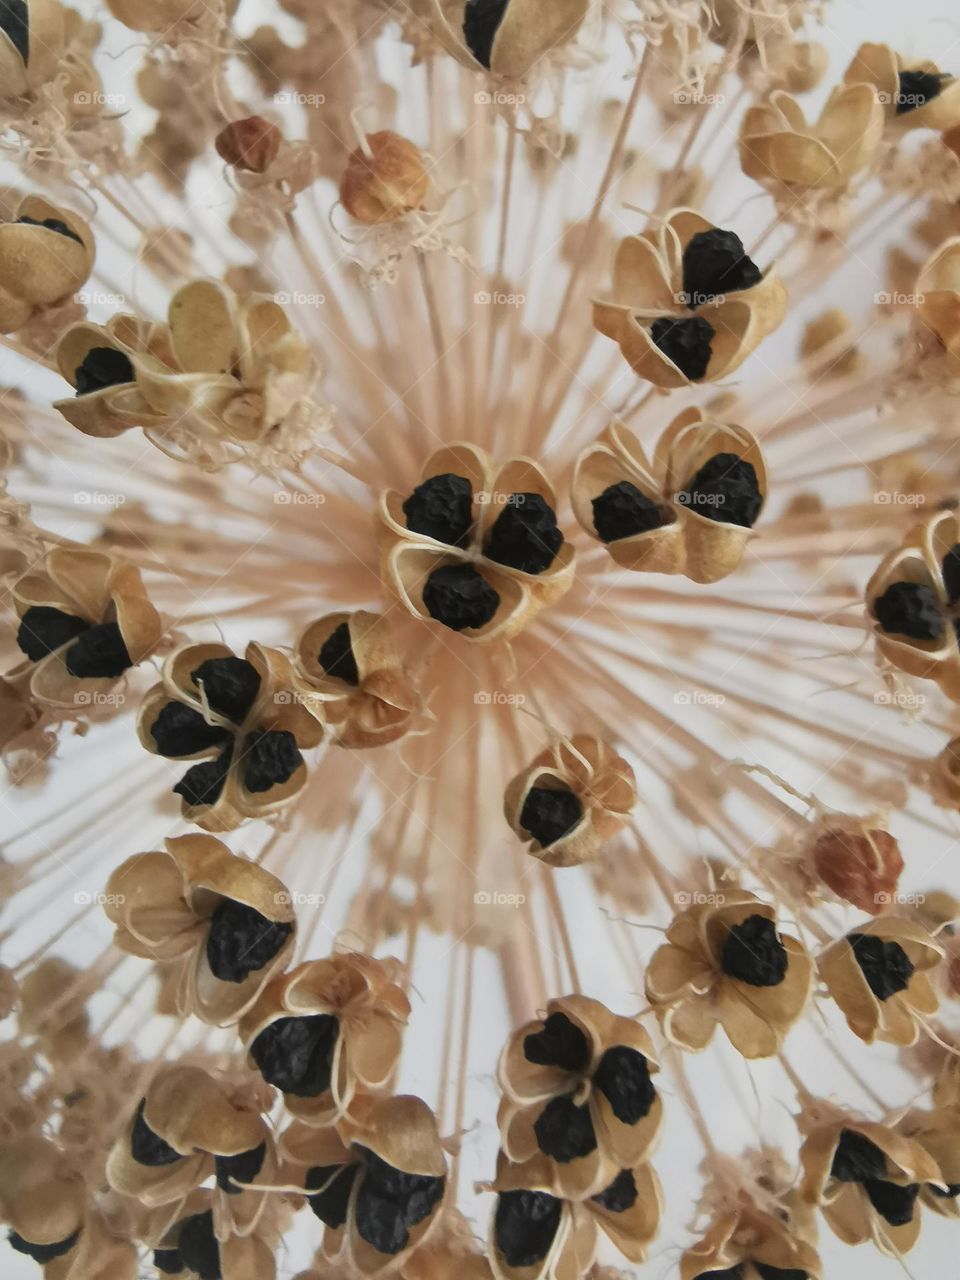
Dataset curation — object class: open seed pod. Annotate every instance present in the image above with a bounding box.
[104,833,297,1024]
[739,86,884,195]
[379,443,575,644]
[340,132,429,224]
[593,208,787,387]
[679,1200,823,1280]
[0,1134,86,1265]
[572,410,767,583]
[504,734,636,868]
[426,0,589,79]
[865,509,960,700]
[843,42,960,133]
[9,545,162,710]
[0,195,94,333]
[916,237,960,362]
[145,1188,278,1280]
[294,611,426,749]
[53,315,171,439]
[0,0,65,101]
[497,994,662,1199]
[800,1116,944,1255]
[239,953,410,1125]
[818,916,942,1046]
[645,890,814,1058]
[137,640,324,830]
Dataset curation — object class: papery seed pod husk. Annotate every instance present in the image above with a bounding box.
[0,196,94,333]
[429,0,589,80]
[843,42,960,133]
[0,0,65,99]
[340,132,430,224]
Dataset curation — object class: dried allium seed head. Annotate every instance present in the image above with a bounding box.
[215,116,282,173]
[339,131,429,225]
[812,826,905,914]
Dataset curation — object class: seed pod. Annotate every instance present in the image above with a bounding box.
[427,0,589,79]
[215,116,282,173]
[340,131,429,224]
[0,196,94,333]
[812,824,904,913]
[0,0,64,99]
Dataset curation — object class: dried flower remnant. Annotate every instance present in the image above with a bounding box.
[103,834,296,1024]
[215,115,282,173]
[572,411,767,583]
[593,210,787,387]
[645,890,813,1057]
[0,196,94,334]
[504,735,636,868]
[340,132,430,225]
[843,43,960,132]
[810,821,905,914]
[818,917,942,1046]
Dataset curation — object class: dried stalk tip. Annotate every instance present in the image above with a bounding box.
[215,116,282,173]
[340,131,430,225]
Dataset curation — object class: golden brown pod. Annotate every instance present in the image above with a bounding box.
[843,42,960,133]
[680,1201,822,1280]
[0,196,93,333]
[427,0,589,80]
[916,237,960,362]
[0,1134,86,1264]
[340,132,429,224]
[0,0,65,100]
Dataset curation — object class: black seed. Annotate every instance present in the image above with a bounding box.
[319,621,359,685]
[720,913,788,987]
[190,656,261,724]
[755,1267,807,1280]
[681,228,762,307]
[831,1128,888,1183]
[593,1045,656,1124]
[929,1181,960,1198]
[483,493,563,574]
[250,1013,339,1096]
[242,728,303,793]
[848,932,914,1001]
[591,1167,638,1213]
[650,314,714,380]
[356,1184,409,1255]
[677,452,763,528]
[462,0,509,68]
[863,1178,920,1226]
[215,1141,266,1194]
[897,69,946,115]
[943,544,960,603]
[523,1011,591,1073]
[307,1164,359,1228]
[150,701,230,758]
[16,605,89,661]
[130,1098,182,1167]
[8,1229,80,1264]
[153,1248,186,1274]
[422,563,500,632]
[0,0,28,62]
[74,347,134,396]
[206,899,293,984]
[64,621,132,677]
[174,747,232,809]
[519,786,582,847]
[592,480,664,543]
[362,1150,445,1227]
[494,1189,562,1269]
[402,473,474,546]
[533,1094,597,1162]
[693,1269,745,1280]
[15,214,83,246]
[177,1211,221,1280]
[873,581,944,642]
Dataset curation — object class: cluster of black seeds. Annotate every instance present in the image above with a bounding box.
[0,0,29,62]
[130,1098,182,1167]
[319,621,359,685]
[403,473,474,546]
[650,315,714,381]
[873,581,944,642]
[848,932,914,1001]
[205,898,293,984]
[830,1128,919,1228]
[307,1163,358,1227]
[16,214,84,245]
[250,1012,340,1097]
[462,0,509,68]
[719,914,788,988]
[74,347,135,396]
[681,228,762,307]
[676,453,763,528]
[8,1229,81,1265]
[519,785,583,847]
[592,480,665,544]
[16,604,132,678]
[423,563,500,632]
[215,1141,266,1195]
[494,1188,562,1268]
[896,69,947,114]
[483,493,563,574]
[354,1148,445,1254]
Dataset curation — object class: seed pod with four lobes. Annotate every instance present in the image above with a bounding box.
[573,410,767,584]
[103,833,297,1024]
[425,0,589,79]
[0,196,93,333]
[239,953,410,1125]
[340,132,430,225]
[679,1197,823,1280]
[0,1134,86,1267]
[818,916,943,1046]
[504,735,636,868]
[0,0,64,99]
[866,508,960,701]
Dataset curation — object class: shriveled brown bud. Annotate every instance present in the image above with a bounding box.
[812,825,904,913]
[215,116,281,173]
[339,131,429,225]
